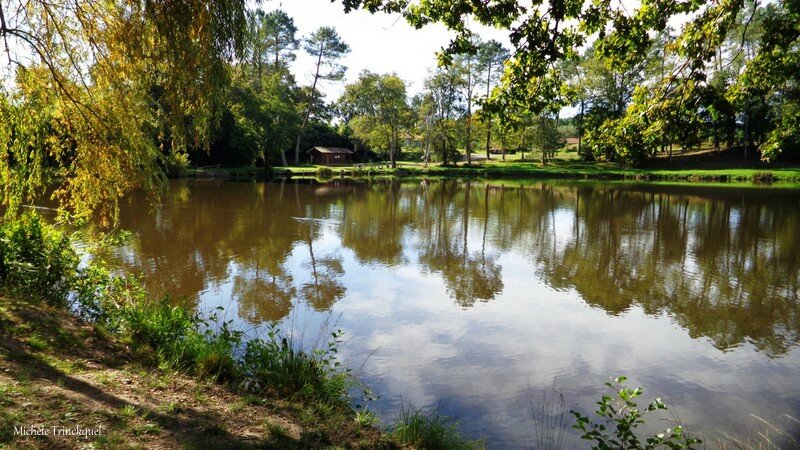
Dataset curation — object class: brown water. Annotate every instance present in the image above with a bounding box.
[111,179,800,448]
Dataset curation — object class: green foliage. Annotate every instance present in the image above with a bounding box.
[0,0,249,224]
[164,152,191,178]
[571,376,702,450]
[339,71,411,166]
[316,167,334,179]
[392,404,484,450]
[242,325,352,407]
[115,300,242,382]
[207,73,300,167]
[0,213,77,304]
[246,9,300,78]
[430,120,462,166]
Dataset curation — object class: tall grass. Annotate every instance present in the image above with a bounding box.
[714,414,800,449]
[117,299,242,382]
[519,380,572,450]
[391,403,484,450]
[242,325,352,407]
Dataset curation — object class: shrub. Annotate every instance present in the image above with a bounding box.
[0,213,78,304]
[316,167,334,179]
[164,151,190,177]
[242,325,351,407]
[117,299,242,382]
[571,376,702,449]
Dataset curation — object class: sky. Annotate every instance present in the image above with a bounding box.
[263,0,511,101]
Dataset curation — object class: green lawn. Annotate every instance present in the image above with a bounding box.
[269,159,800,183]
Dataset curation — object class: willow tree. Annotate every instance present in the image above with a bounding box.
[0,0,248,224]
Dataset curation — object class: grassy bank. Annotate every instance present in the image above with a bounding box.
[276,161,800,183]
[183,160,800,184]
[0,295,383,449]
[0,214,482,449]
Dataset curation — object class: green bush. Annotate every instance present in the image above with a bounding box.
[242,325,351,407]
[0,213,78,303]
[117,299,242,382]
[571,376,702,449]
[164,151,190,177]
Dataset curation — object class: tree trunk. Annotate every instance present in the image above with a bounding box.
[424,115,432,167]
[485,62,492,160]
[578,100,584,159]
[390,126,397,168]
[294,45,324,165]
[465,58,473,165]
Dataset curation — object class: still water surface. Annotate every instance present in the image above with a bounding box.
[111,179,800,448]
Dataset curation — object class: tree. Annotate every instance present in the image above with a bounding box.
[206,73,300,168]
[453,38,482,165]
[293,27,350,165]
[0,0,248,223]
[476,40,509,160]
[247,9,299,81]
[531,114,561,164]
[339,71,411,167]
[411,93,437,166]
[422,64,467,165]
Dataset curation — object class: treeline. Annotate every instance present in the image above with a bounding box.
[197,9,520,169]
[199,1,800,168]
[561,1,800,165]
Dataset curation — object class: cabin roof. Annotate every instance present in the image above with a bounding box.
[307,147,353,154]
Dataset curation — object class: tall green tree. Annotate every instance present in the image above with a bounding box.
[423,64,467,164]
[293,27,350,165]
[454,37,482,165]
[247,9,299,81]
[476,40,509,160]
[339,71,411,167]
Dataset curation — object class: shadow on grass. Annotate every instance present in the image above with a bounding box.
[0,306,303,450]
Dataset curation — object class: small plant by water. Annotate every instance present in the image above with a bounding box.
[0,213,77,303]
[242,324,353,407]
[571,376,702,449]
[316,166,334,180]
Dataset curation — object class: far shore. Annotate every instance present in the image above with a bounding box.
[180,159,800,185]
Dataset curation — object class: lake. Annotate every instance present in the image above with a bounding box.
[109,178,800,448]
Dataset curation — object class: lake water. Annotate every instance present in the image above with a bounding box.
[110,178,800,448]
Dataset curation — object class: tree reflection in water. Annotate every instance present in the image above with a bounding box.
[113,179,800,356]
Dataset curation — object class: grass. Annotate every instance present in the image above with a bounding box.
[261,158,800,185]
[391,404,485,450]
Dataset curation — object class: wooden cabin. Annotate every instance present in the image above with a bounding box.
[307,147,353,165]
